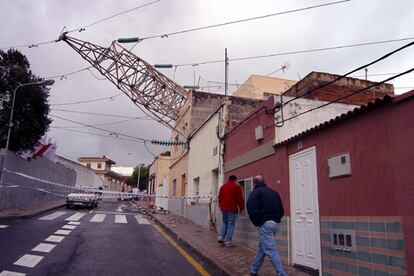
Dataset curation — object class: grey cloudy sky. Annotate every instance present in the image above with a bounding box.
[1,0,413,166]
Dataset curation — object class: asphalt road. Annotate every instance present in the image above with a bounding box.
[0,201,204,276]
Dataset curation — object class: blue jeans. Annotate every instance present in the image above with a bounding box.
[251,220,286,276]
[219,211,237,242]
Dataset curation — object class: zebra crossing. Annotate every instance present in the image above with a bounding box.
[38,211,151,225]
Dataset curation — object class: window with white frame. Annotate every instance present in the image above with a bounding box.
[237,177,253,209]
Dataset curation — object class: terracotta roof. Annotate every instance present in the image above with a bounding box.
[274,90,414,147]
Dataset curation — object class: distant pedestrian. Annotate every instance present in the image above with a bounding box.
[247,175,286,276]
[218,175,245,247]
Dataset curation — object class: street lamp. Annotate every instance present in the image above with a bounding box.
[5,79,55,150]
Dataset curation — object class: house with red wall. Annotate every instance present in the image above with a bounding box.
[223,73,412,275]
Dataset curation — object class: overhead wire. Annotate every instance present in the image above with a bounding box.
[50,108,152,120]
[51,117,142,129]
[174,36,414,67]
[50,93,123,106]
[49,114,150,142]
[66,0,161,33]
[279,68,414,124]
[50,127,144,143]
[278,40,414,108]
[137,0,350,41]
[0,0,160,50]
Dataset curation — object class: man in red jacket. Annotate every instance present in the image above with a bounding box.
[218,175,245,247]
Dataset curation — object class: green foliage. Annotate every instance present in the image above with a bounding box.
[0,49,51,152]
[126,163,150,191]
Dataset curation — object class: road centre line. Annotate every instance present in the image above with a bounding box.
[13,254,43,268]
[153,224,210,276]
[92,211,136,216]
[62,225,77,230]
[54,229,71,235]
[32,243,56,253]
[0,270,26,276]
[45,235,65,243]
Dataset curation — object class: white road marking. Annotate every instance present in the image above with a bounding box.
[54,229,71,235]
[38,211,66,221]
[115,215,127,224]
[13,254,43,268]
[90,214,106,223]
[135,215,151,225]
[116,207,123,212]
[0,271,26,276]
[62,225,77,230]
[65,212,86,221]
[0,225,9,229]
[32,243,56,253]
[93,211,136,216]
[68,221,81,225]
[45,235,65,243]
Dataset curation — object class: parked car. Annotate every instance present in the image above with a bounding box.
[66,193,100,209]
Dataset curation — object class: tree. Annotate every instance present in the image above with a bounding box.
[126,164,149,191]
[0,49,51,152]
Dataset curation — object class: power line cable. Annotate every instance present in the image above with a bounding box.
[51,117,141,129]
[137,0,350,42]
[279,68,414,124]
[279,40,414,108]
[50,114,150,142]
[51,108,152,120]
[0,0,160,50]
[50,127,143,143]
[50,93,123,106]
[66,0,161,33]
[174,36,414,67]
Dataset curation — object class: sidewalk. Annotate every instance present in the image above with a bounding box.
[0,199,65,220]
[135,202,311,276]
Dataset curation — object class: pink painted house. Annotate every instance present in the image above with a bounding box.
[224,83,412,274]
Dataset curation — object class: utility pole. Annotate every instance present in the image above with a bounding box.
[224,48,229,98]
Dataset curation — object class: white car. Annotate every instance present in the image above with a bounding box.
[66,193,100,209]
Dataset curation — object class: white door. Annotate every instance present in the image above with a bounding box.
[289,146,321,271]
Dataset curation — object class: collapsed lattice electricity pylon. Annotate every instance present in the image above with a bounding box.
[57,33,189,131]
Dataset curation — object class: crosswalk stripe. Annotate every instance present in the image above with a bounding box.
[65,212,86,221]
[0,270,26,276]
[13,254,43,268]
[39,211,66,221]
[68,221,81,225]
[0,225,9,229]
[90,214,106,223]
[32,243,56,253]
[135,215,151,225]
[115,215,127,224]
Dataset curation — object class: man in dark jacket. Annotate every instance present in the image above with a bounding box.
[218,175,244,247]
[247,175,286,276]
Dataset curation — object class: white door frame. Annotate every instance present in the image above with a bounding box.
[289,146,322,273]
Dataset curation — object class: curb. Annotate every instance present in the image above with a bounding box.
[130,201,231,275]
[147,211,232,276]
[0,202,65,222]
